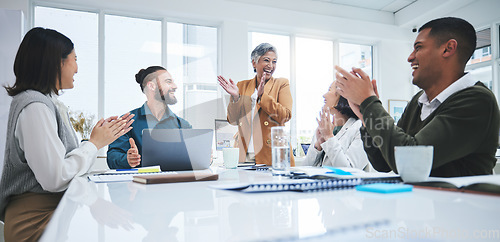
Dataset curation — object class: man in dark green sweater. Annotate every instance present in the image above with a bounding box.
[335,17,499,177]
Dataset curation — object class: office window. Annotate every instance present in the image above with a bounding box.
[167,23,218,129]
[34,6,99,117]
[470,66,492,90]
[295,37,333,144]
[247,34,374,152]
[339,43,373,79]
[468,28,491,65]
[104,15,161,117]
[34,6,219,129]
[467,28,493,91]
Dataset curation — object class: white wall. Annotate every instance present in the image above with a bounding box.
[218,20,249,118]
[449,0,500,28]
[376,40,415,107]
[397,0,500,29]
[0,9,23,177]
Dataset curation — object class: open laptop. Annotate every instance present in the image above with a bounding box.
[142,129,213,171]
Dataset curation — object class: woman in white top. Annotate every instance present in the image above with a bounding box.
[0,27,133,241]
[303,81,370,170]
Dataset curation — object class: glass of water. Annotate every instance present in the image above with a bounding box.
[271,126,290,176]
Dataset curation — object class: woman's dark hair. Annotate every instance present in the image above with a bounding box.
[4,27,74,96]
[135,66,166,92]
[334,96,358,120]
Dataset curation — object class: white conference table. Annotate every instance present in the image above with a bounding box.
[40,167,500,241]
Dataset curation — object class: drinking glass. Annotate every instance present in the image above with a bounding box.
[271,126,290,176]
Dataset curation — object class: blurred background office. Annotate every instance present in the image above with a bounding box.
[1,0,499,171]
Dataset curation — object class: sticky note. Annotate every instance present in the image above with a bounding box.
[323,166,352,175]
[356,183,413,193]
[138,166,161,173]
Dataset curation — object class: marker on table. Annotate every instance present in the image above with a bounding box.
[116,169,138,172]
[114,166,161,173]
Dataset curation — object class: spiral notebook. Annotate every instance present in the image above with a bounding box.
[88,171,174,183]
[212,177,402,193]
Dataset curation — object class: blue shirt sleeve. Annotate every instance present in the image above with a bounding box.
[107,132,132,169]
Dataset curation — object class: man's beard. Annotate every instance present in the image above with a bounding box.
[156,87,177,105]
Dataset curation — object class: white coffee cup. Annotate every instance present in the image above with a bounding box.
[222,148,239,169]
[394,146,434,183]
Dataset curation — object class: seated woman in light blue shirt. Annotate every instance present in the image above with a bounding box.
[303,81,370,171]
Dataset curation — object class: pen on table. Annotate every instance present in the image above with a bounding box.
[116,169,138,171]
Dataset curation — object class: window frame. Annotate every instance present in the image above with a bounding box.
[466,24,499,101]
[31,1,221,120]
[248,28,377,151]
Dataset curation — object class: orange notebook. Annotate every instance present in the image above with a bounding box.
[133,171,218,184]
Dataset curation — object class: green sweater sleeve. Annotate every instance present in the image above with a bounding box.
[359,85,499,176]
[360,126,392,172]
[359,96,408,172]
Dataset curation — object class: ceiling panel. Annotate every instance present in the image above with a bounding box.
[310,0,417,13]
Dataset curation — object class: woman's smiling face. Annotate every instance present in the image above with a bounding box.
[253,51,277,81]
[58,49,78,90]
[323,81,340,109]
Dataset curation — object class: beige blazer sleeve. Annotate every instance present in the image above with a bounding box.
[258,78,292,125]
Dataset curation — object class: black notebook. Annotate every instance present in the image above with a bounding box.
[408,175,500,196]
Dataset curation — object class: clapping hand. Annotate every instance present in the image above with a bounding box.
[89,113,134,149]
[257,72,267,100]
[314,106,334,150]
[335,66,377,106]
[343,69,379,126]
[317,106,335,140]
[314,127,325,151]
[218,75,239,100]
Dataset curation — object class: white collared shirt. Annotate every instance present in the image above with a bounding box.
[248,88,258,153]
[418,73,476,120]
[14,95,98,192]
[303,118,370,170]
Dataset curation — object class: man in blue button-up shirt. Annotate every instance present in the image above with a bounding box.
[107,66,191,169]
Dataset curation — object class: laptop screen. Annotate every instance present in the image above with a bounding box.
[142,129,213,171]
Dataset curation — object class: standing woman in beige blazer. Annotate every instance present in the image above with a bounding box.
[218,43,294,166]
